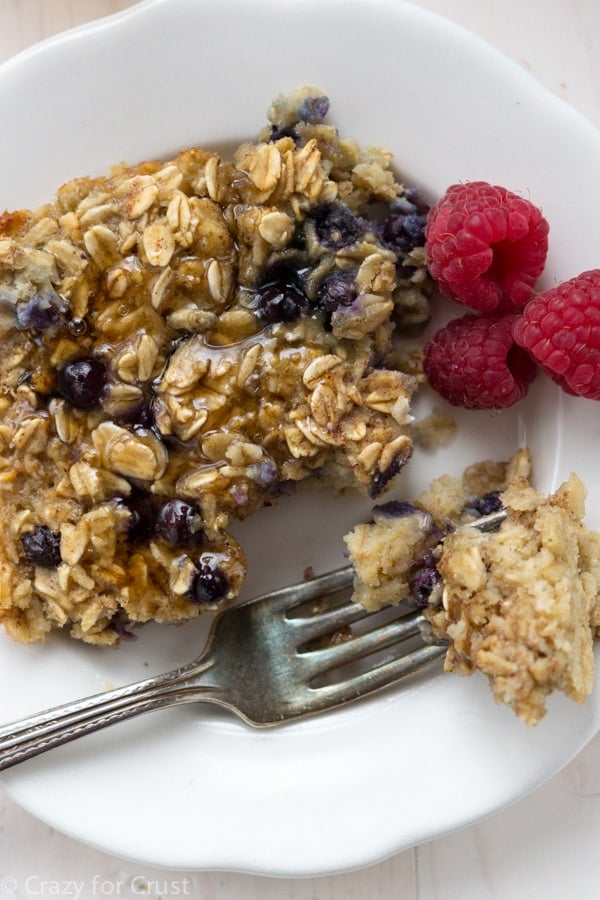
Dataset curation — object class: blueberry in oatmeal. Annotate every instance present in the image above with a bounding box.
[57,356,107,409]
[21,526,62,568]
[121,488,158,544]
[0,86,433,644]
[315,269,357,321]
[382,208,428,256]
[15,289,65,331]
[254,259,310,324]
[190,559,229,605]
[297,94,330,123]
[408,566,442,607]
[305,201,365,250]
[156,499,202,547]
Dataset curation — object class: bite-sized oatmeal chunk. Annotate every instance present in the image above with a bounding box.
[430,474,600,725]
[345,450,600,725]
[0,88,433,644]
[345,449,530,611]
[344,500,444,611]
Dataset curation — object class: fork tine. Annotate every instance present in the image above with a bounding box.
[288,600,372,642]
[300,610,426,677]
[254,565,354,614]
[306,643,446,711]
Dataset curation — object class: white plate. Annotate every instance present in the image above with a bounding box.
[1,0,600,876]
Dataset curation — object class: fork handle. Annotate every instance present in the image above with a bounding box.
[0,688,208,771]
[0,658,217,771]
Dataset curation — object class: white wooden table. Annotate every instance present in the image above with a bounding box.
[0,2,599,897]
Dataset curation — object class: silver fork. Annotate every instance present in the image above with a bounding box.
[0,510,505,770]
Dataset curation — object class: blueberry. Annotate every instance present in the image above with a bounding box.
[269,124,300,143]
[371,500,435,535]
[306,202,364,250]
[474,491,504,516]
[382,210,427,255]
[255,259,310,325]
[402,186,429,213]
[111,614,137,641]
[298,95,330,123]
[315,269,357,318]
[16,291,64,331]
[247,458,278,487]
[116,398,155,430]
[369,453,406,498]
[21,525,61,567]
[156,499,202,546]
[190,559,229,604]
[57,357,107,410]
[255,283,308,324]
[409,566,442,607]
[256,258,310,290]
[121,489,157,543]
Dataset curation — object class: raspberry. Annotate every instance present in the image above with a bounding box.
[513,269,600,400]
[423,314,537,409]
[425,182,549,314]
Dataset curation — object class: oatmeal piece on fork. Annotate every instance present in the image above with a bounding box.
[346,450,600,724]
[430,473,600,725]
